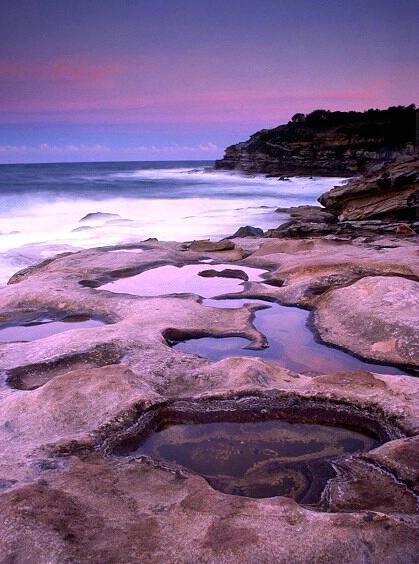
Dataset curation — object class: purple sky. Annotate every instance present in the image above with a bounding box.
[1,0,418,163]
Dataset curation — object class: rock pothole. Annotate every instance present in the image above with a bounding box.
[96,263,267,297]
[168,299,412,375]
[0,311,106,343]
[4,344,123,390]
[106,394,410,511]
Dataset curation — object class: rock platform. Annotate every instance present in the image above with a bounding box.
[0,234,418,563]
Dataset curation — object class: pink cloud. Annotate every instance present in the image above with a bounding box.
[0,57,127,85]
[0,59,414,127]
[0,88,376,114]
[365,79,388,89]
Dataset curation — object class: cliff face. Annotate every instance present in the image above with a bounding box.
[215,106,418,177]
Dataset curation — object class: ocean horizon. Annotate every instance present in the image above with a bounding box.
[0,160,346,286]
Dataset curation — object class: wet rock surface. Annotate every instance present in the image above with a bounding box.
[0,234,419,562]
[263,159,419,239]
[283,205,338,224]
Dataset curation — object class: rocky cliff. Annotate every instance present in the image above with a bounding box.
[215,105,418,177]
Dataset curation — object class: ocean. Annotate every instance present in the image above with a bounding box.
[0,160,345,286]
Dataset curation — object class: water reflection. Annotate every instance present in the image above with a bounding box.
[0,315,104,342]
[175,299,409,375]
[125,419,379,502]
[97,262,410,374]
[100,263,266,297]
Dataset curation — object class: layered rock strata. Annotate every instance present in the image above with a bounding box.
[319,156,419,221]
[263,157,419,238]
[215,106,418,176]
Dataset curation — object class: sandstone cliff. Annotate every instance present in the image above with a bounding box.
[215,105,418,176]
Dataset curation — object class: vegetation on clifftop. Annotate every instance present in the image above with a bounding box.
[248,105,417,151]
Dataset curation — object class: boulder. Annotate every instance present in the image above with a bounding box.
[79,212,121,222]
[227,225,264,238]
[286,205,338,224]
[188,240,235,252]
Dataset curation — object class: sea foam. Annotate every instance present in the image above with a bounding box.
[0,161,346,286]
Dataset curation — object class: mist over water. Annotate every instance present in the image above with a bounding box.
[0,160,346,286]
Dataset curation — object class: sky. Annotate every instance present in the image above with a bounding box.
[0,0,418,163]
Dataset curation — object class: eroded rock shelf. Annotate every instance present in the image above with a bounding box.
[0,234,419,563]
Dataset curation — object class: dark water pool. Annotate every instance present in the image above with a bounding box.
[121,419,379,502]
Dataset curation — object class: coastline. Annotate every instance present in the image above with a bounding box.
[0,161,347,287]
[1,0,418,555]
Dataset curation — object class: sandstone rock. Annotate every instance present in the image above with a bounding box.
[266,219,419,239]
[319,157,419,221]
[1,455,418,564]
[188,239,235,252]
[314,276,419,367]
[338,220,419,235]
[0,365,146,452]
[198,268,249,281]
[1,237,419,562]
[79,212,121,222]
[237,236,419,310]
[265,220,338,238]
[396,224,416,234]
[286,205,337,224]
[264,206,340,238]
[325,457,419,513]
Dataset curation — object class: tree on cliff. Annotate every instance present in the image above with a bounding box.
[291,113,305,123]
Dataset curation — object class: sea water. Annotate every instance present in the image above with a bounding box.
[0,160,346,286]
